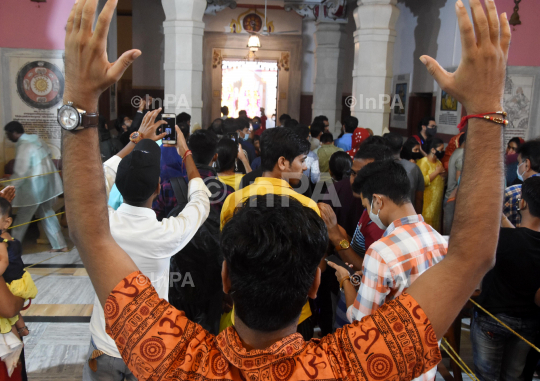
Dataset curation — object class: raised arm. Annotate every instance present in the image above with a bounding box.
[407,0,510,339]
[62,0,142,306]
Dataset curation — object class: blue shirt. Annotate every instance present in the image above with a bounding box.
[334,133,353,151]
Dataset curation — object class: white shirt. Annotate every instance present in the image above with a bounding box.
[89,155,211,357]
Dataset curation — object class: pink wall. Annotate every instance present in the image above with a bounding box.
[0,0,74,50]
[498,0,540,67]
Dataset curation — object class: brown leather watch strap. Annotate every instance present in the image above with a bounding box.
[82,113,99,128]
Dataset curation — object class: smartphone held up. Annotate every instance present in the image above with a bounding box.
[161,114,177,145]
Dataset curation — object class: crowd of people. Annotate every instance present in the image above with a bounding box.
[1,0,539,380]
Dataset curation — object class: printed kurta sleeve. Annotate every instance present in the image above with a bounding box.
[326,293,441,381]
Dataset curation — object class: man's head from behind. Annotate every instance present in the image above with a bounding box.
[260,128,310,185]
[343,116,359,134]
[310,121,325,140]
[352,160,411,228]
[221,195,327,332]
[176,112,191,126]
[517,139,540,180]
[383,132,404,157]
[188,129,218,166]
[221,106,229,117]
[4,121,24,143]
[350,144,392,185]
[320,132,334,145]
[116,139,161,207]
[520,176,540,221]
[279,114,291,126]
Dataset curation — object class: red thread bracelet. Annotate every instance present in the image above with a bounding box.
[182,150,192,162]
[456,111,508,132]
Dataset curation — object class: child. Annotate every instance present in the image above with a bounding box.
[0,197,38,338]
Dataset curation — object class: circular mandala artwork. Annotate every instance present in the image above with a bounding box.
[104,298,119,320]
[271,359,295,381]
[211,353,230,376]
[140,338,166,362]
[243,13,262,32]
[16,61,64,109]
[367,354,393,380]
[425,324,438,347]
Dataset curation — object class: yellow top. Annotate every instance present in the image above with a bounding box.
[218,173,244,192]
[417,157,445,233]
[220,176,321,326]
[1,270,38,333]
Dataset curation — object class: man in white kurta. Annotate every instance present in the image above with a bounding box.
[4,121,67,251]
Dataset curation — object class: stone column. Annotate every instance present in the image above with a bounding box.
[162,0,206,125]
[312,21,346,136]
[351,0,399,135]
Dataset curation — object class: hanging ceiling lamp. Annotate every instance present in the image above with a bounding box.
[247,34,261,52]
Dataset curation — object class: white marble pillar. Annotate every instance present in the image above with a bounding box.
[312,22,346,136]
[351,0,399,135]
[162,0,206,125]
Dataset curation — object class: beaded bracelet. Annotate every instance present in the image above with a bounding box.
[457,111,508,132]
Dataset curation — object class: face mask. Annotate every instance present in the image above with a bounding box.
[426,126,438,136]
[369,197,387,231]
[517,161,526,181]
[435,150,445,160]
[252,123,260,130]
[411,152,423,161]
[243,133,249,141]
[125,121,132,128]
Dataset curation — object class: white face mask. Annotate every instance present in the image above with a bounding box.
[517,161,526,181]
[369,197,387,231]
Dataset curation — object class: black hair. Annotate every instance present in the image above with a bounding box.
[320,132,334,144]
[222,118,239,134]
[221,195,327,331]
[236,117,250,131]
[188,129,218,165]
[383,132,404,155]
[343,116,359,134]
[221,106,229,116]
[293,124,310,140]
[210,118,224,135]
[352,159,411,205]
[216,138,238,172]
[418,116,436,134]
[4,121,24,134]
[401,137,421,160]
[508,137,522,147]
[252,116,261,123]
[279,114,291,124]
[458,133,467,146]
[0,197,12,218]
[427,137,444,153]
[517,139,540,173]
[361,135,386,147]
[253,135,260,142]
[178,122,190,141]
[522,176,540,218]
[354,144,392,161]
[310,121,325,139]
[329,151,352,181]
[238,110,247,118]
[176,112,191,125]
[260,128,310,172]
[313,115,328,124]
[284,119,299,129]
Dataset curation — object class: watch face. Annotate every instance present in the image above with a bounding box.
[340,241,349,249]
[58,106,79,130]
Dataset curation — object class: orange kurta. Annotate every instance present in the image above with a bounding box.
[105,271,441,381]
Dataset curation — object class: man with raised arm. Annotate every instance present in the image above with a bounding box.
[60,0,510,379]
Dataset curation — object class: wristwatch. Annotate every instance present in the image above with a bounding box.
[130,131,143,144]
[57,102,99,131]
[335,239,350,252]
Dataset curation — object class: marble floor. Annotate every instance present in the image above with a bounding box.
[13,224,523,381]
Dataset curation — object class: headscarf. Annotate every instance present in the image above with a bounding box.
[346,128,370,159]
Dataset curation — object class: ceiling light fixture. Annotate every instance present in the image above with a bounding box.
[247,34,261,52]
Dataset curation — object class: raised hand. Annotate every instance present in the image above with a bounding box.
[64,0,141,112]
[420,0,510,115]
[0,186,16,203]
[138,108,167,142]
